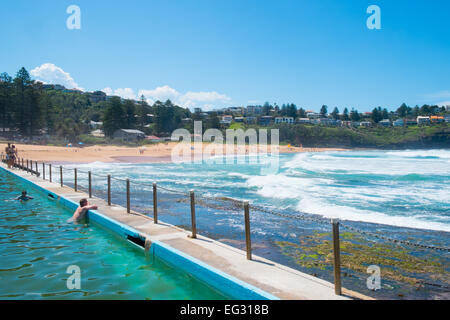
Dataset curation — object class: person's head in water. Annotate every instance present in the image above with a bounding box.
[80,198,88,207]
[16,190,33,201]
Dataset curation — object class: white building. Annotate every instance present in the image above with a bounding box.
[297,118,311,124]
[417,116,431,125]
[220,115,233,125]
[113,129,146,141]
[307,112,320,119]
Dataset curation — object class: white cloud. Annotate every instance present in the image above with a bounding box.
[178,91,232,110]
[30,63,232,110]
[102,87,136,100]
[135,85,231,110]
[30,63,82,90]
[437,101,450,107]
[138,85,180,104]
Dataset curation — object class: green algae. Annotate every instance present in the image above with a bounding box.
[275,231,449,286]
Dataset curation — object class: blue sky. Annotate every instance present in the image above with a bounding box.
[1,0,449,112]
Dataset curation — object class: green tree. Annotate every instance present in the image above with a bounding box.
[331,107,340,120]
[14,67,32,136]
[320,105,328,117]
[102,96,125,137]
[342,108,349,121]
[371,107,382,123]
[298,107,306,118]
[287,103,297,118]
[123,99,136,129]
[350,108,361,121]
[0,72,13,133]
[206,112,220,129]
[262,102,271,115]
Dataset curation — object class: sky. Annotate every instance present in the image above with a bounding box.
[1,0,450,112]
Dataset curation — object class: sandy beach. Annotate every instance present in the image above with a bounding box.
[1,142,347,164]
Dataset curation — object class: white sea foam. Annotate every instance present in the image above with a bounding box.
[75,150,450,232]
[296,197,450,232]
[386,149,450,159]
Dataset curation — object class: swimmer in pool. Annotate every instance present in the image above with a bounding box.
[68,198,98,222]
[16,191,33,201]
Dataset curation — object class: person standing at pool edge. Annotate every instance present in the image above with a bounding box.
[4,143,11,168]
[68,198,98,222]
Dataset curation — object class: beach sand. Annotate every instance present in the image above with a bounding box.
[0,142,347,164]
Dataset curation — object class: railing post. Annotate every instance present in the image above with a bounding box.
[49,164,52,182]
[59,166,63,187]
[189,190,197,239]
[21,158,24,170]
[107,175,111,206]
[244,201,252,260]
[26,159,29,173]
[153,183,158,224]
[88,171,92,198]
[126,179,130,214]
[35,161,38,175]
[74,168,77,192]
[42,163,45,180]
[332,219,342,296]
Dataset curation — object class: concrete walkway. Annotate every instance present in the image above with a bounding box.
[2,164,373,300]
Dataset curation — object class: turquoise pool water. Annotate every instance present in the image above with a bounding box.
[0,170,229,300]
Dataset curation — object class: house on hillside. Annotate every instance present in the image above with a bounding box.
[245,116,257,124]
[417,116,431,125]
[379,119,391,127]
[430,116,444,123]
[113,129,146,142]
[393,119,404,127]
[306,112,320,119]
[275,117,294,124]
[246,106,263,115]
[297,118,311,124]
[220,115,233,125]
[146,135,162,143]
[89,121,103,129]
[259,116,273,126]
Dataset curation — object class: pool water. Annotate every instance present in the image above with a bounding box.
[0,171,229,300]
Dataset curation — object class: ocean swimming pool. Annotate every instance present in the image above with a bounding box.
[59,150,450,299]
[0,170,229,300]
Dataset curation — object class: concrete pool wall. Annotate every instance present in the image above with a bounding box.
[1,164,362,300]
